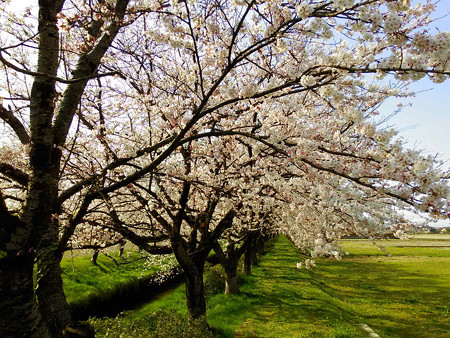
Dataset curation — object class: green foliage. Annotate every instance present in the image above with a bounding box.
[204,265,225,297]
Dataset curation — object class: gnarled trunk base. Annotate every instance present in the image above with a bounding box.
[36,254,73,336]
[225,273,239,294]
[0,254,50,338]
[185,269,207,323]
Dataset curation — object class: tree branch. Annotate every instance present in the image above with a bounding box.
[149,209,171,232]
[0,50,118,84]
[211,208,237,242]
[0,163,29,186]
[300,158,414,206]
[0,106,30,144]
[52,0,131,147]
[58,196,92,252]
[172,182,191,237]
[56,135,176,206]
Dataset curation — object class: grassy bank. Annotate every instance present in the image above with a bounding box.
[61,250,178,315]
[89,235,450,337]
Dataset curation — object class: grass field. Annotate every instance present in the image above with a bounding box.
[87,234,450,337]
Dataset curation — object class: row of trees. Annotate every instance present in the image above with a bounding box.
[1,0,449,336]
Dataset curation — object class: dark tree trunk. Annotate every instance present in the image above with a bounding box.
[243,243,252,276]
[118,241,125,257]
[213,235,248,294]
[256,236,266,256]
[242,233,267,275]
[250,239,258,266]
[184,263,207,324]
[36,223,73,336]
[91,250,99,265]
[171,235,209,327]
[2,172,61,338]
[36,254,73,336]
[224,261,240,294]
[167,183,209,326]
[243,239,253,275]
[0,254,50,338]
[170,233,208,326]
[8,1,63,335]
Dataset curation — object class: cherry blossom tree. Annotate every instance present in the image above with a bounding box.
[1,0,450,336]
[0,0,134,336]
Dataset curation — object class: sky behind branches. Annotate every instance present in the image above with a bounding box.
[4,0,448,170]
[2,1,449,226]
[380,1,450,170]
[380,1,450,227]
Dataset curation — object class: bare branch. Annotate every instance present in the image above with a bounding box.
[52,0,131,147]
[0,50,119,84]
[0,105,30,144]
[0,163,29,186]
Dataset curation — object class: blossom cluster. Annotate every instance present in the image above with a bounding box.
[0,0,448,272]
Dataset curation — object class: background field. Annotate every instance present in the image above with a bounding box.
[76,234,450,337]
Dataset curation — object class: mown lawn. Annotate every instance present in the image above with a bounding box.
[88,235,450,337]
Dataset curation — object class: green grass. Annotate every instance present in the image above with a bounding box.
[111,264,227,321]
[340,238,450,257]
[205,237,367,337]
[62,251,166,307]
[88,235,450,337]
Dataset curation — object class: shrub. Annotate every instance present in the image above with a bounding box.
[204,265,225,297]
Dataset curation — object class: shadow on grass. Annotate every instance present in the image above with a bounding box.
[207,235,449,337]
[89,236,449,337]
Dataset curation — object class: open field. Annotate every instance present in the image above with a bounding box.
[86,234,450,337]
[408,234,450,241]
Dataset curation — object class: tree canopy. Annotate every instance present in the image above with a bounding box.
[0,0,449,336]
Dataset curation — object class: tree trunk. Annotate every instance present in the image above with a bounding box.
[36,251,72,336]
[256,236,266,256]
[118,241,125,257]
[212,234,248,292]
[91,250,99,265]
[224,263,240,294]
[170,231,208,328]
[247,236,258,266]
[243,241,253,276]
[0,254,50,337]
[184,264,208,328]
[250,241,258,266]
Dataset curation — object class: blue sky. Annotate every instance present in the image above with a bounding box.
[379,1,450,169]
[379,1,450,226]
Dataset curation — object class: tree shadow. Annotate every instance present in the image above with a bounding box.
[219,236,450,337]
